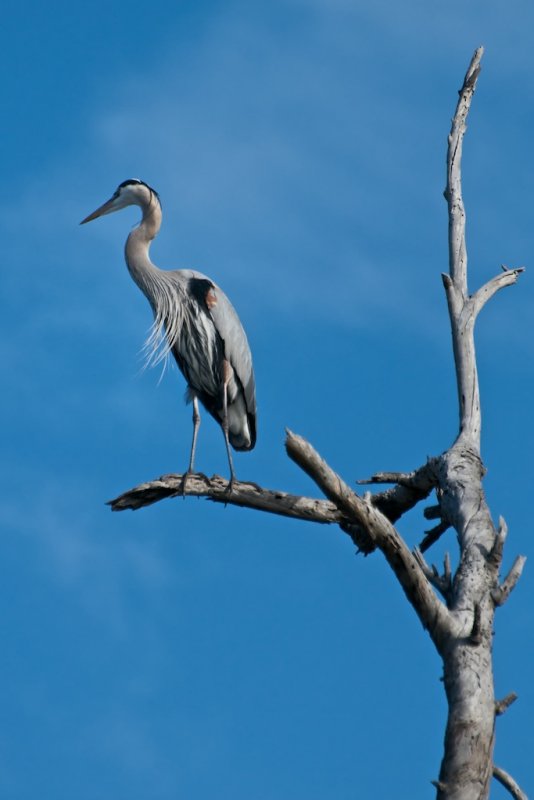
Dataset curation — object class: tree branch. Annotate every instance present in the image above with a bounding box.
[358,470,420,486]
[109,456,440,556]
[444,46,484,447]
[424,504,442,520]
[110,472,350,522]
[419,520,451,553]
[495,692,518,717]
[108,472,378,552]
[471,266,525,317]
[493,765,528,800]
[489,516,508,570]
[444,49,524,453]
[413,548,452,602]
[492,555,527,606]
[357,462,438,523]
[285,430,453,647]
[445,46,483,293]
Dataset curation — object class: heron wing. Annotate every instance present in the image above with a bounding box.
[186,271,257,420]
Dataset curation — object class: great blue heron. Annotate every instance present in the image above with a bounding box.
[81,179,256,488]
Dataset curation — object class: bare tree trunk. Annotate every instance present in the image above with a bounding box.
[433,48,525,799]
[108,49,527,800]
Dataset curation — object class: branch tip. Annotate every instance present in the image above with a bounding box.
[501,264,525,274]
[492,555,527,606]
[493,765,528,800]
[498,516,508,539]
[495,692,518,716]
[413,547,452,601]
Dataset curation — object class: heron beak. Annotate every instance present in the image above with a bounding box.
[80,197,116,225]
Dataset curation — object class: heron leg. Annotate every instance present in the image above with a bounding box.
[181,396,201,495]
[222,362,236,491]
[188,396,201,473]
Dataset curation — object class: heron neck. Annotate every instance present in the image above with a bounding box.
[124,203,162,298]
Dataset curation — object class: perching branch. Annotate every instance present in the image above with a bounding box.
[110,472,353,524]
[110,458,440,556]
[109,472,381,553]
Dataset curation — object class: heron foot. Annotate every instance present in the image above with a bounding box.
[178,470,193,497]
[223,475,236,497]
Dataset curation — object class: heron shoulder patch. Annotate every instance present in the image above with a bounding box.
[187,276,218,312]
[205,287,218,309]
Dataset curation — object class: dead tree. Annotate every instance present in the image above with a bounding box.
[109,49,527,800]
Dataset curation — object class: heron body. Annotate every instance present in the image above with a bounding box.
[81,179,256,484]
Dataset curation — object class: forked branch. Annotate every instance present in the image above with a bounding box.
[414,548,452,602]
[444,46,485,447]
[443,47,524,451]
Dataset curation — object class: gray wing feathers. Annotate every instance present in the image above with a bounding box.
[185,270,256,417]
[155,269,256,450]
[209,287,256,415]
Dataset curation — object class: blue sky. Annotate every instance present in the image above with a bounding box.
[1,1,533,797]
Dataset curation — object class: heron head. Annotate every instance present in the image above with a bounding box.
[80,179,160,224]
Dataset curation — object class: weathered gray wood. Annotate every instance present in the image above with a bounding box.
[492,555,527,606]
[109,472,380,553]
[433,48,526,800]
[493,765,528,800]
[109,461,438,556]
[495,693,518,717]
[109,472,353,524]
[413,548,452,603]
[285,430,454,647]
